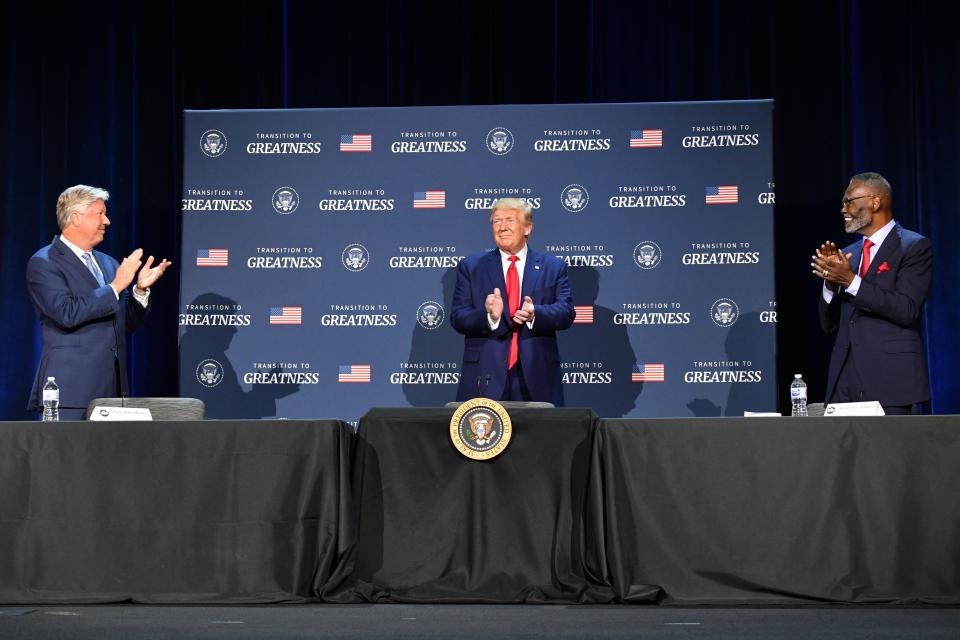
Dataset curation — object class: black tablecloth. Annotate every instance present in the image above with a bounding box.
[592,416,960,604]
[0,420,352,604]
[327,408,614,603]
[3,414,958,605]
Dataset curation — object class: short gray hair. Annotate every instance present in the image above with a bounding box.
[56,185,110,230]
[849,172,892,201]
[489,197,533,224]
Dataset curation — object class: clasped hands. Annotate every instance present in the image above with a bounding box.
[810,241,854,290]
[112,248,173,294]
[485,287,534,325]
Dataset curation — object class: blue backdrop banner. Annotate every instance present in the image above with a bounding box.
[179,101,776,422]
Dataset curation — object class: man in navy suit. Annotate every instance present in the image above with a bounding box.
[451,198,575,405]
[811,172,932,414]
[26,185,172,419]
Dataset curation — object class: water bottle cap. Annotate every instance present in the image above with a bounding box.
[794,373,802,378]
[47,376,55,381]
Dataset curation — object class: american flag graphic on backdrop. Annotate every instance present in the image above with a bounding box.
[340,134,372,152]
[413,190,446,208]
[629,129,663,148]
[338,364,371,383]
[632,363,665,382]
[705,185,739,204]
[574,306,594,324]
[196,248,228,267]
[269,306,302,325]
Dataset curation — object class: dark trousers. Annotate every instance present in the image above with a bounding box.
[502,361,532,402]
[833,351,917,415]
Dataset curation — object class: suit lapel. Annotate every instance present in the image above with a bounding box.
[53,236,100,288]
[521,248,544,299]
[483,249,507,295]
[863,225,901,280]
[848,243,863,281]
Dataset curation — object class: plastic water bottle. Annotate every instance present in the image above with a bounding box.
[790,374,808,416]
[42,377,60,421]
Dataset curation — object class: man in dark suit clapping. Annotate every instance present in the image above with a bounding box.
[26,185,172,419]
[451,198,575,406]
[811,172,932,414]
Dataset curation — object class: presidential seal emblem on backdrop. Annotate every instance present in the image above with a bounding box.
[449,398,513,460]
[633,240,663,269]
[200,129,227,157]
[196,359,224,388]
[272,186,300,214]
[486,127,514,155]
[710,297,740,327]
[417,300,444,330]
[561,184,589,212]
[341,243,370,271]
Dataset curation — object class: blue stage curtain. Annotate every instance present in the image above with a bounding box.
[1,0,956,419]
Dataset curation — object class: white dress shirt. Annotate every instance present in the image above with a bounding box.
[488,244,534,329]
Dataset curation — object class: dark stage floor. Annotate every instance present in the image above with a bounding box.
[2,605,959,639]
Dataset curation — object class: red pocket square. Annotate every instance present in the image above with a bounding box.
[877,261,890,273]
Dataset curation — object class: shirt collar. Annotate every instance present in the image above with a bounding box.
[866,219,896,249]
[499,244,528,263]
[59,234,91,260]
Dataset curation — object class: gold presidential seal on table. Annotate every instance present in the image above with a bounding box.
[449,397,513,460]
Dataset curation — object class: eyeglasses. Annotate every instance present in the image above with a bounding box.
[841,194,876,208]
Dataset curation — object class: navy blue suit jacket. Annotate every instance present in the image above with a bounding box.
[26,236,150,411]
[450,247,575,405]
[819,224,932,406]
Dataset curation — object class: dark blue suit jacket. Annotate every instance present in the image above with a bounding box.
[26,236,150,411]
[819,224,932,406]
[450,247,575,405]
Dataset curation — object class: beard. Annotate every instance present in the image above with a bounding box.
[844,210,872,234]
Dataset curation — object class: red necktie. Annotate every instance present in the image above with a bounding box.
[859,238,874,278]
[506,256,520,369]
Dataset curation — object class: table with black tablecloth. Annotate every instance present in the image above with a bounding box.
[591,415,960,604]
[327,407,613,603]
[3,413,958,605]
[0,419,352,604]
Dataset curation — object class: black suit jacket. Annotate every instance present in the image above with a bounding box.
[819,224,932,406]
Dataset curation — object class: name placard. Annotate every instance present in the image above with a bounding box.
[824,401,885,417]
[88,406,154,421]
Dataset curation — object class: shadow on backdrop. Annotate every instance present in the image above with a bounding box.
[685,311,777,417]
[178,293,298,418]
[402,267,462,407]
[559,266,640,417]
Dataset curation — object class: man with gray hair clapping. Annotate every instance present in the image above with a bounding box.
[26,184,172,420]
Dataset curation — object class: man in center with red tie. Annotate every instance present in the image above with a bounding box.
[451,198,575,405]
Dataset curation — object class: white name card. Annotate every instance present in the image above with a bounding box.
[824,401,885,417]
[89,406,153,421]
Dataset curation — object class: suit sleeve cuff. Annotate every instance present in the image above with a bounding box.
[822,283,834,304]
[133,287,150,307]
[845,275,862,296]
